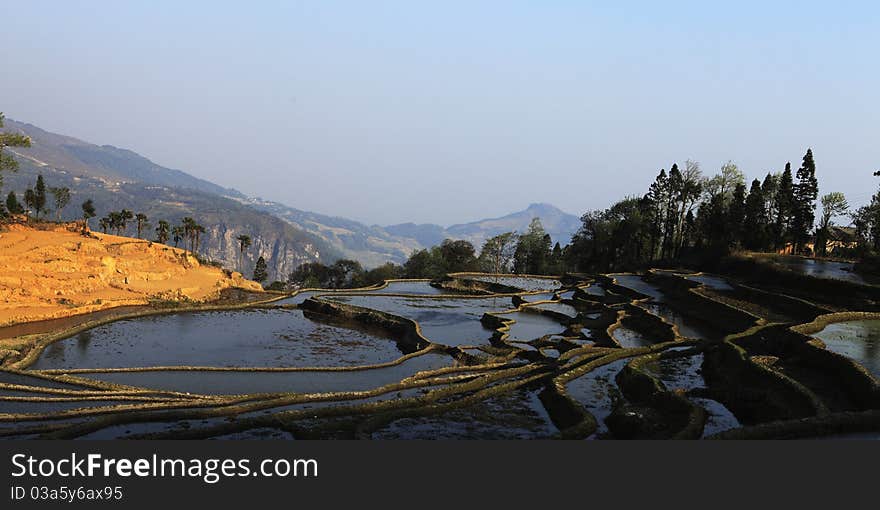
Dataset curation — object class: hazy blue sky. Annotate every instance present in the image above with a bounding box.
[2,1,878,225]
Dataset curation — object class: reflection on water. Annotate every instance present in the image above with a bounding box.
[496,311,565,342]
[522,292,558,303]
[771,257,872,285]
[643,353,740,436]
[812,320,880,378]
[77,351,452,395]
[613,327,653,348]
[534,303,578,318]
[326,295,511,346]
[30,309,406,370]
[612,274,666,301]
[640,303,720,340]
[381,281,445,295]
[565,359,628,437]
[686,274,735,292]
[464,275,562,292]
[372,388,557,439]
[580,284,606,296]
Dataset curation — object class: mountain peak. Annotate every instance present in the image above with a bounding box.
[526,202,559,211]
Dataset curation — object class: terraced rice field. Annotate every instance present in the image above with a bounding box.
[2,268,879,440]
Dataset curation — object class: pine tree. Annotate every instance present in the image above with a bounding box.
[6,191,23,215]
[773,163,795,250]
[728,183,747,247]
[23,188,35,219]
[253,256,268,283]
[743,179,768,250]
[792,149,819,253]
[33,175,47,219]
[645,169,668,259]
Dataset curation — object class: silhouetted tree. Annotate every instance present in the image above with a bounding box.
[791,149,819,253]
[253,256,268,284]
[155,220,170,244]
[815,192,849,256]
[439,239,477,274]
[6,191,23,215]
[33,175,47,219]
[743,179,768,250]
[728,182,747,248]
[135,213,149,239]
[514,218,552,274]
[171,226,184,248]
[403,249,434,278]
[236,234,252,272]
[81,199,96,232]
[23,188,35,219]
[478,232,517,274]
[48,186,70,221]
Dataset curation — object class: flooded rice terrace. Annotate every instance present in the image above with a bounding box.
[2,267,880,440]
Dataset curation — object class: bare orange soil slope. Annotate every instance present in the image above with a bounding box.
[0,223,263,326]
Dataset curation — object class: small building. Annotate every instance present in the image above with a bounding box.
[776,226,857,256]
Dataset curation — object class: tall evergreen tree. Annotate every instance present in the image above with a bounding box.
[645,169,668,259]
[33,175,47,219]
[791,149,819,253]
[743,179,768,250]
[253,256,269,283]
[773,163,795,250]
[6,191,23,215]
[728,183,747,247]
[23,188,35,219]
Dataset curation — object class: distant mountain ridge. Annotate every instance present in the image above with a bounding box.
[3,118,583,272]
[6,120,242,198]
[3,119,335,280]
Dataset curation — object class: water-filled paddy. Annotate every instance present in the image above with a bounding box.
[812,320,880,378]
[533,302,578,319]
[325,295,514,346]
[522,292,558,303]
[642,353,740,436]
[30,309,406,370]
[611,274,666,301]
[371,388,557,439]
[463,275,562,292]
[612,326,653,348]
[640,303,720,340]
[769,257,873,285]
[7,271,878,440]
[564,359,629,437]
[73,351,453,395]
[579,284,606,296]
[686,274,735,292]
[495,311,565,342]
[380,281,445,295]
